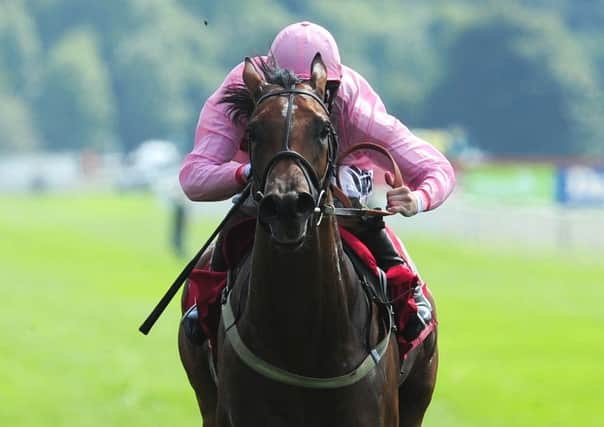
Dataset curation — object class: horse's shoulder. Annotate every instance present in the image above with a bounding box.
[226,252,253,304]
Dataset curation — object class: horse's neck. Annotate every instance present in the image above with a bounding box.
[243,217,366,364]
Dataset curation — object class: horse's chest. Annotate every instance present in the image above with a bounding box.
[219,354,393,427]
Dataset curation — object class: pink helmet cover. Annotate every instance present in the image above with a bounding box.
[268,21,343,81]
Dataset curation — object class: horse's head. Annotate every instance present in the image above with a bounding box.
[242,54,337,249]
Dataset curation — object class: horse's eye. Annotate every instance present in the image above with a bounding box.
[319,124,331,141]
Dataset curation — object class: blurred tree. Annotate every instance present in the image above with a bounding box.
[0,94,41,152]
[425,9,603,155]
[109,0,293,152]
[1,0,602,156]
[304,1,474,124]
[205,0,292,66]
[35,29,116,150]
[0,0,41,98]
[179,0,221,20]
[110,1,207,151]
[112,31,189,151]
[25,0,141,50]
[560,0,604,31]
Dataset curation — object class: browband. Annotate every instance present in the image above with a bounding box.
[256,89,330,115]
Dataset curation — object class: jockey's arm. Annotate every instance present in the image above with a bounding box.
[180,63,250,202]
[338,67,456,214]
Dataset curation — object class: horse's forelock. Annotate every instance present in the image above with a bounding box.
[219,58,302,124]
[258,59,301,89]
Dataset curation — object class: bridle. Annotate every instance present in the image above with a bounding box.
[219,85,397,390]
[248,86,339,222]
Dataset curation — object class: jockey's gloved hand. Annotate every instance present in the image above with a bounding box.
[384,172,424,217]
[235,163,252,186]
[243,163,252,179]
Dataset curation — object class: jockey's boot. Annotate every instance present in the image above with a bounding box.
[401,284,433,341]
[181,227,233,345]
[182,305,205,345]
[355,218,432,341]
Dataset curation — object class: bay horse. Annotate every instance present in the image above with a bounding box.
[178,54,438,427]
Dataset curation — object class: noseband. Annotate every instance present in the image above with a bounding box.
[249,87,339,218]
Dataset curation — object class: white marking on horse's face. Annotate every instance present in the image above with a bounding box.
[281,99,297,118]
[272,175,289,192]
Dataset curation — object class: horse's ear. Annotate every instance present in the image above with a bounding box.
[310,53,327,101]
[243,57,264,99]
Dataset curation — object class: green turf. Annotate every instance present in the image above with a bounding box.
[0,194,601,426]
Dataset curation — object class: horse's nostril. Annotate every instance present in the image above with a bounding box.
[296,193,315,216]
[259,194,280,222]
[259,192,315,223]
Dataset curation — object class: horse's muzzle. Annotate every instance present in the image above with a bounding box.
[258,191,315,248]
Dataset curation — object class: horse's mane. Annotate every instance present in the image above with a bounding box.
[219,58,301,125]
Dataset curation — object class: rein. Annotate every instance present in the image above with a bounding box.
[328,141,406,218]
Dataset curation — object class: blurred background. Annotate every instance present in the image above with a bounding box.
[1,1,602,426]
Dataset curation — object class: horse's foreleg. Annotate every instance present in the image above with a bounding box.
[398,292,439,427]
[178,325,218,427]
[398,330,438,427]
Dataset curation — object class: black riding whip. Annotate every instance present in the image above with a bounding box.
[138,183,251,335]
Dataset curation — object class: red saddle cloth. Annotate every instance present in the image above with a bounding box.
[182,219,436,360]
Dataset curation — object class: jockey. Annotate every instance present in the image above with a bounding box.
[180,22,456,343]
